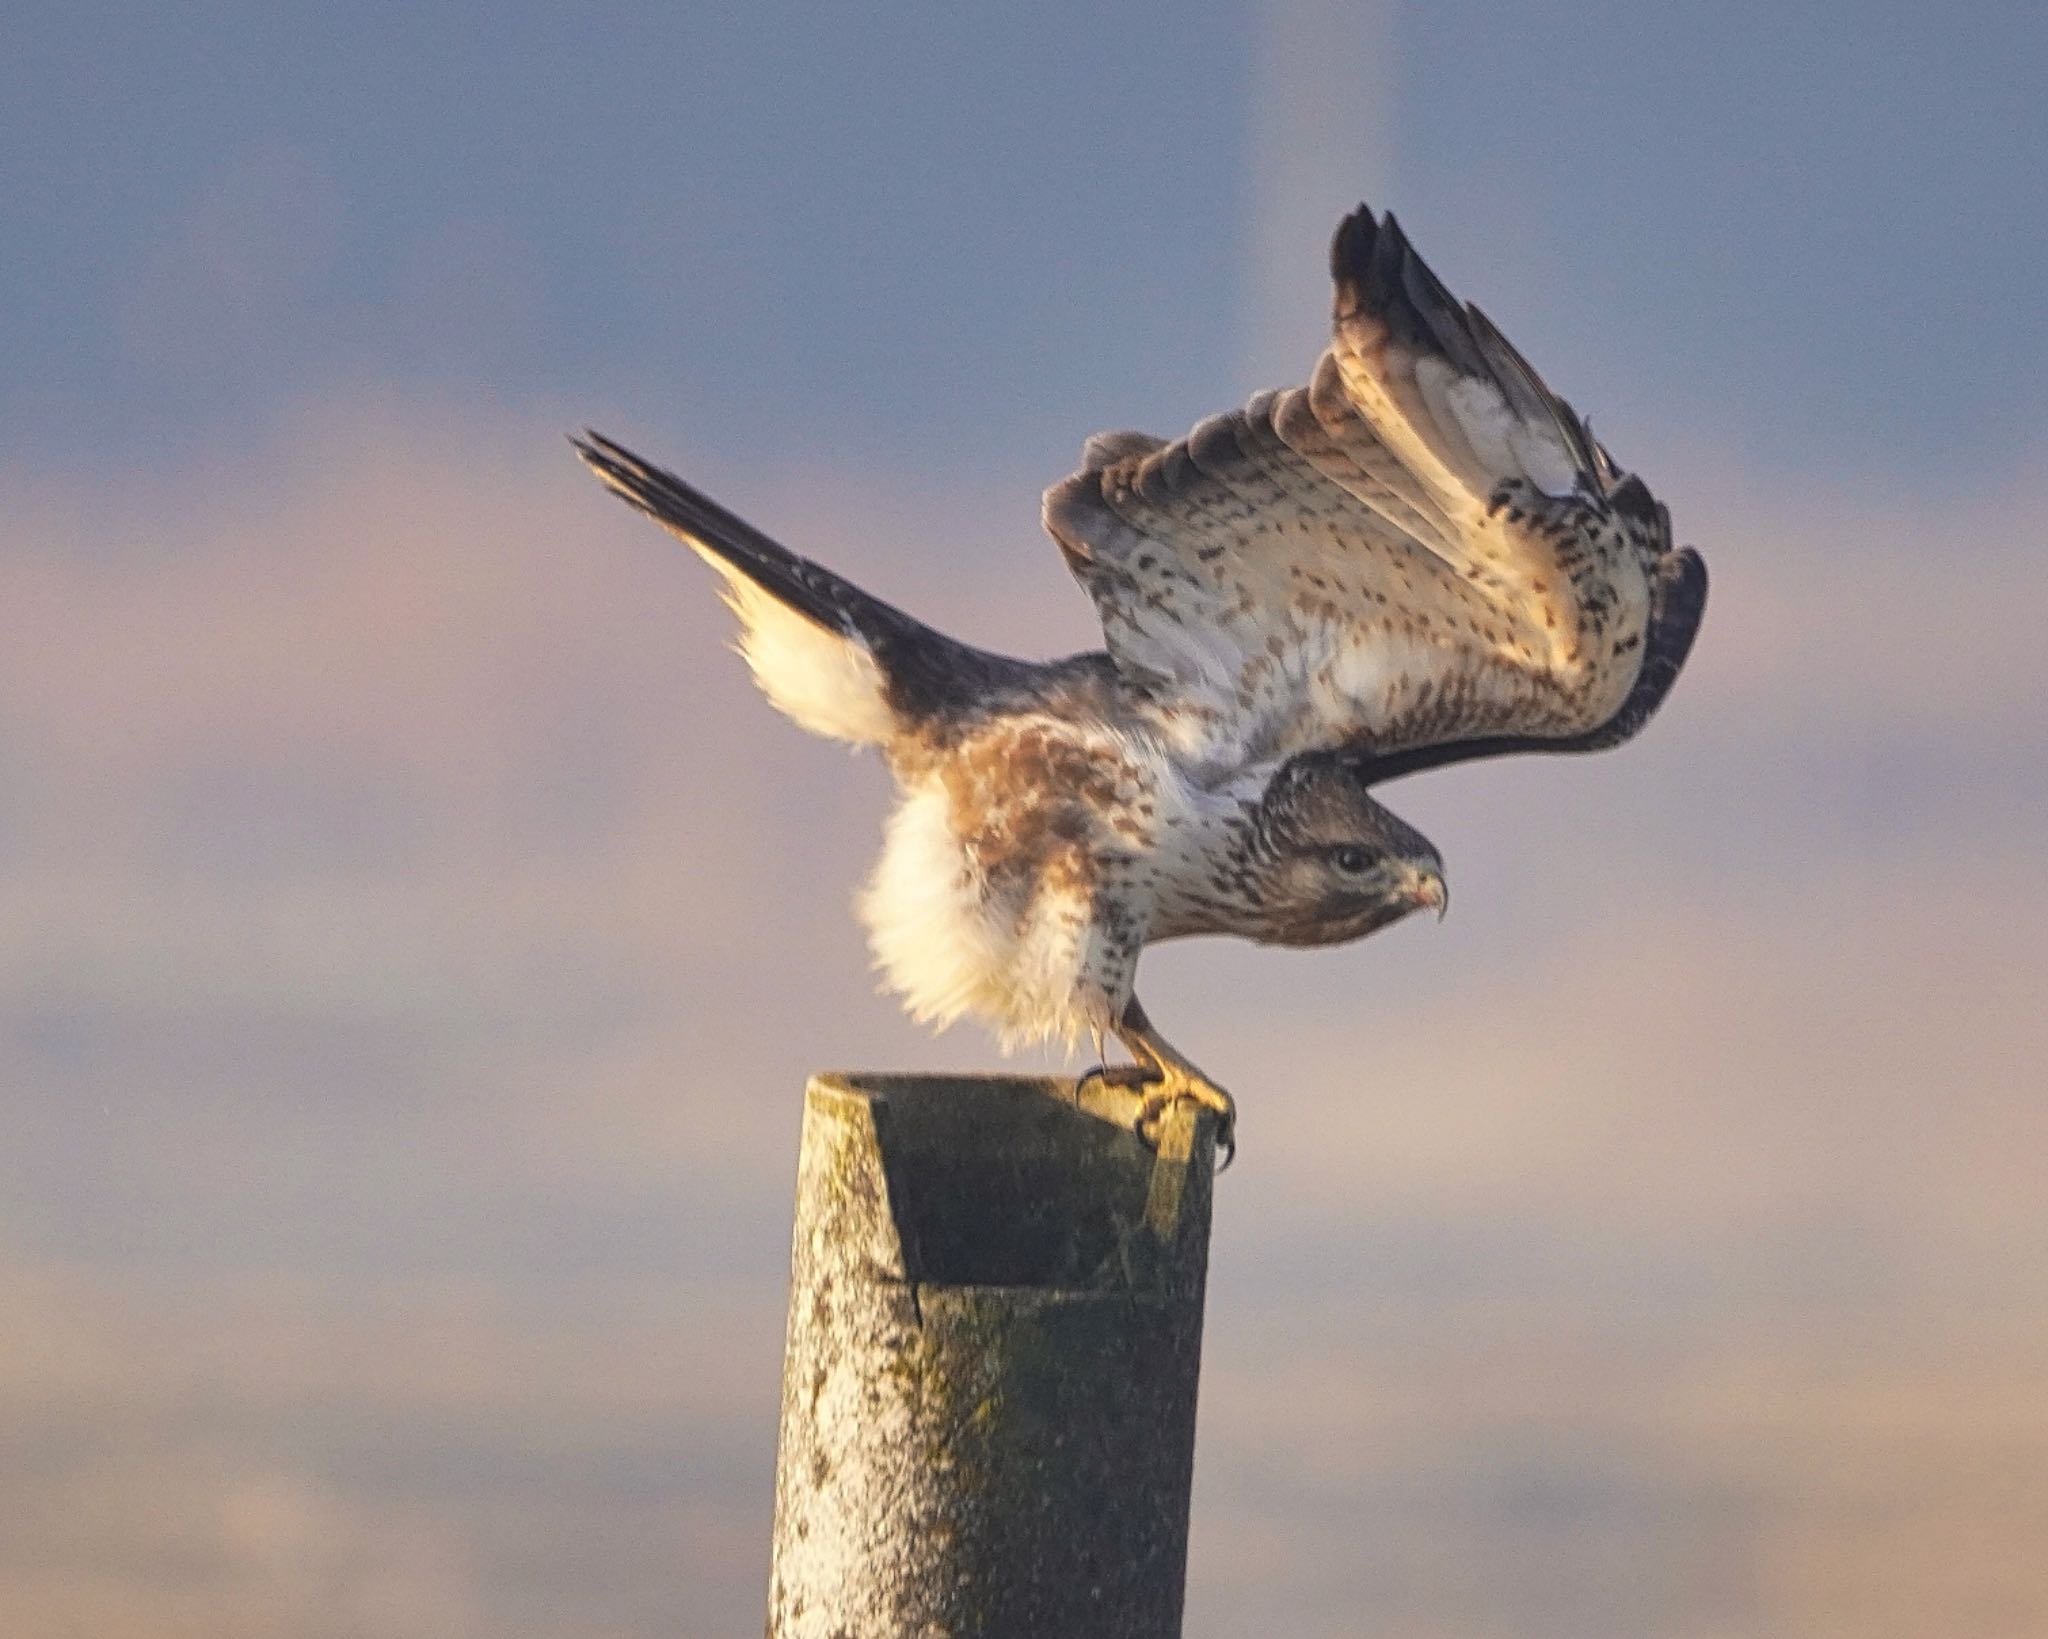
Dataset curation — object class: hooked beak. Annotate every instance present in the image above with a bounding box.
[1410,867,1448,921]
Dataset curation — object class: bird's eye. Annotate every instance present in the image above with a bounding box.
[1331,845,1372,876]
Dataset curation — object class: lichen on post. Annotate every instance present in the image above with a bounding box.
[767,1072,1217,1639]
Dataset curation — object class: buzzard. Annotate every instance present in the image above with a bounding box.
[576,204,1706,1162]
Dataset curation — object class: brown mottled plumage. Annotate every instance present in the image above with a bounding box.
[574,204,1707,1160]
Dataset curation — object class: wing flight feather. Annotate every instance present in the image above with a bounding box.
[1042,203,1705,780]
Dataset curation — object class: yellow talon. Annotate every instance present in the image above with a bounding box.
[1133,1065,1237,1170]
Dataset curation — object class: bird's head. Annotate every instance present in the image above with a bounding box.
[1245,751,1446,947]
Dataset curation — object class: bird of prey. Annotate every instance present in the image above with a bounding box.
[575,204,1706,1161]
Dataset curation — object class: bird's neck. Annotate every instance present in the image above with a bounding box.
[1143,775,1273,943]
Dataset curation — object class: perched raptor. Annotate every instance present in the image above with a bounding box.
[575,204,1707,1161]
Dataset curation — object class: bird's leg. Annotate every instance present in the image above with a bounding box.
[1114,995,1237,1169]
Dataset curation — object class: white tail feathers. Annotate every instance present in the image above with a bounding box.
[699,552,897,745]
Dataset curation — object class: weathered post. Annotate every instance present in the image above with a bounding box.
[767,1072,1218,1639]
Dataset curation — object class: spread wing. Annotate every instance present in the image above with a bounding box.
[1042,205,1706,783]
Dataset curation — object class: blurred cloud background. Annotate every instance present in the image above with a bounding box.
[7,1,2048,1633]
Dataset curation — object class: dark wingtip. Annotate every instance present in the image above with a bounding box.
[1329,203,1387,321]
[1608,472,1658,522]
[1329,202,1381,285]
[1602,544,1708,743]
[1655,546,1709,664]
[1365,209,1409,312]
[1333,206,1472,370]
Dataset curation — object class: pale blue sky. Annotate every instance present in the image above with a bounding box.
[7,0,2044,480]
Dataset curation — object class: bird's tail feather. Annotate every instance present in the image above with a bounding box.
[573,432,904,745]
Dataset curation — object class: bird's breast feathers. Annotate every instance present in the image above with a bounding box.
[858,716,1201,1050]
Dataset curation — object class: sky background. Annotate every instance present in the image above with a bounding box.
[7,1,2048,1634]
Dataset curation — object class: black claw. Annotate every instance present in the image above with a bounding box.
[1077,1062,1158,1093]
